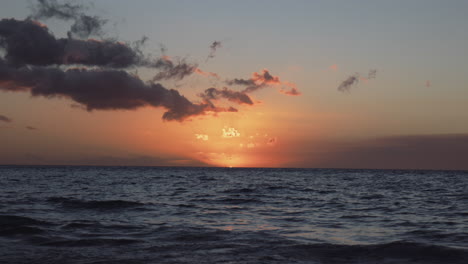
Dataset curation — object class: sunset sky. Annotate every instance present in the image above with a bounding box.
[1,0,468,169]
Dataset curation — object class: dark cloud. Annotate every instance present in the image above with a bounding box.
[333,134,468,170]
[337,69,377,92]
[226,78,256,87]
[0,3,299,123]
[0,114,11,123]
[62,38,144,68]
[288,134,468,170]
[0,153,210,167]
[0,17,232,121]
[76,154,210,167]
[2,6,192,76]
[226,69,282,93]
[151,57,198,81]
[0,58,231,121]
[0,19,63,66]
[69,15,107,39]
[197,70,301,106]
[0,19,142,68]
[210,41,222,52]
[223,69,301,99]
[30,0,84,20]
[206,40,221,61]
[280,87,301,96]
[142,44,199,81]
[30,0,107,38]
[199,87,254,105]
[337,73,359,92]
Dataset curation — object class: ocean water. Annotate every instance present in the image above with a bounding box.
[0,166,467,264]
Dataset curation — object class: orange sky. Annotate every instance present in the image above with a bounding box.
[1,1,468,170]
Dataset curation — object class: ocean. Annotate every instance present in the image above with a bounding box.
[0,166,467,263]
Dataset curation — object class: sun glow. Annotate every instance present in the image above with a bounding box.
[200,152,246,168]
[183,109,289,168]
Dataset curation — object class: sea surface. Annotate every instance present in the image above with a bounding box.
[0,166,467,263]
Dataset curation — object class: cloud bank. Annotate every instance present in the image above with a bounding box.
[287,134,468,170]
[0,57,233,121]
[0,0,299,122]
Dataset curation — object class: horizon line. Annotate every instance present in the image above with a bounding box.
[1,164,467,172]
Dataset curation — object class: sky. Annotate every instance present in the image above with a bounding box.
[1,0,468,170]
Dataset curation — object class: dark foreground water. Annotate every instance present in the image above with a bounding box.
[0,166,467,264]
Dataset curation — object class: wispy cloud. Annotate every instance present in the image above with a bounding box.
[194,68,219,78]
[226,69,301,96]
[337,69,377,92]
[0,114,12,123]
[199,87,254,105]
[337,73,359,92]
[29,0,107,38]
[206,41,222,62]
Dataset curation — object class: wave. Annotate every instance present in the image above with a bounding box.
[279,241,468,264]
[0,225,44,236]
[41,238,141,247]
[189,197,263,205]
[146,227,468,263]
[404,229,468,244]
[47,197,146,210]
[340,214,377,219]
[360,194,386,199]
[221,187,256,193]
[2,219,467,264]
[61,220,143,231]
[0,215,50,236]
[0,215,49,226]
[215,197,263,205]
